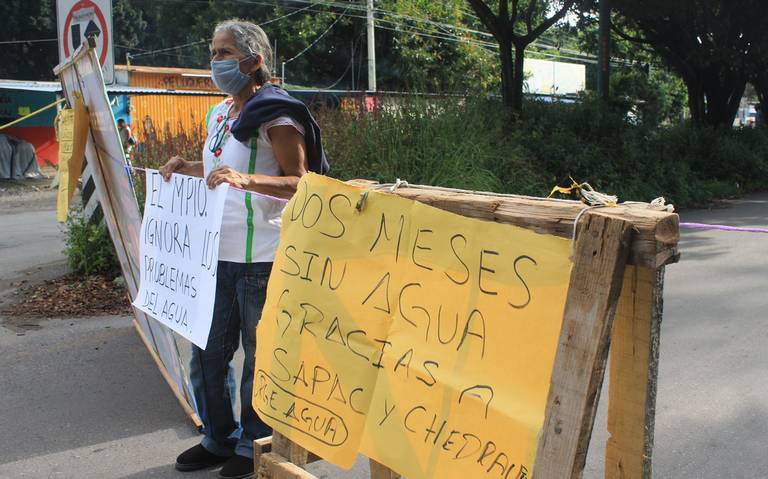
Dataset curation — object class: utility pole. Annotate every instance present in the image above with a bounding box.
[597,0,610,100]
[366,0,377,92]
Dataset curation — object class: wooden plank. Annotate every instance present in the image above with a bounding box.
[369,459,401,479]
[533,213,633,478]
[271,432,320,467]
[253,436,273,473]
[604,266,664,479]
[131,319,202,429]
[257,452,318,479]
[347,181,678,269]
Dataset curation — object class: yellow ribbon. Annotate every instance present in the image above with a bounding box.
[548,176,582,198]
[548,177,618,207]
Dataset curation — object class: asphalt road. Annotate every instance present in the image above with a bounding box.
[1,190,766,478]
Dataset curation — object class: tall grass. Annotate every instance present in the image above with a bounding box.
[69,96,768,274]
[316,95,768,206]
[131,96,768,207]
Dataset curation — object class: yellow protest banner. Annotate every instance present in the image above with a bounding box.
[56,94,89,222]
[254,174,573,479]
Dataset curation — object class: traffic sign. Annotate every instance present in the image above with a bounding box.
[57,0,114,84]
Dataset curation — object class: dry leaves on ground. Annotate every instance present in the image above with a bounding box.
[4,274,132,318]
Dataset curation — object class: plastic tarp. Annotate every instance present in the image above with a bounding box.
[0,134,42,179]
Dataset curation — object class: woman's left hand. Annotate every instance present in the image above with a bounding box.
[206,166,250,190]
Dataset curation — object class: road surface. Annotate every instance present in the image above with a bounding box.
[1,188,766,478]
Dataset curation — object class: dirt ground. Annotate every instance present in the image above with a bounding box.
[0,177,62,212]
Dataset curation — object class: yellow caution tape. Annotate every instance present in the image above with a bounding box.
[0,98,67,131]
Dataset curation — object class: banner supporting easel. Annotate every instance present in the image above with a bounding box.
[251,179,679,479]
[53,37,200,427]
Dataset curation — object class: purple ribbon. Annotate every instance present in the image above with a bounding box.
[680,222,768,234]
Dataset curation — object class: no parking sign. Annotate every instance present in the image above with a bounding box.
[57,0,114,84]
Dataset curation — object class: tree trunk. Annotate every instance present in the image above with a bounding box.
[683,71,745,128]
[512,43,526,112]
[701,70,747,128]
[683,73,705,124]
[499,37,515,109]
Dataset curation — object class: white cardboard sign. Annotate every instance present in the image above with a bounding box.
[133,170,230,349]
[57,0,115,84]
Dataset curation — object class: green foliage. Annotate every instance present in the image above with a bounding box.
[608,0,767,127]
[610,67,688,127]
[64,210,120,277]
[317,96,768,207]
[63,95,768,276]
[4,0,501,93]
[375,0,500,93]
[112,0,500,94]
[316,96,506,192]
[113,0,148,57]
[0,0,58,80]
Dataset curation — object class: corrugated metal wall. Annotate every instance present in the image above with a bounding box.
[128,72,224,140]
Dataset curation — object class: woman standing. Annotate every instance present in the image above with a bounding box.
[159,19,325,479]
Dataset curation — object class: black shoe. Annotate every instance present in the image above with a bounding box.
[175,444,231,472]
[219,454,254,479]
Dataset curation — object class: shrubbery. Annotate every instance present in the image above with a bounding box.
[63,209,120,276]
[317,95,768,206]
[65,96,768,276]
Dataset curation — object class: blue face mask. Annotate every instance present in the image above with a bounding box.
[210,58,252,95]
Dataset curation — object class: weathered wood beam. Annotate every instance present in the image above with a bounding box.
[369,458,401,479]
[346,181,679,269]
[604,266,664,479]
[534,213,633,478]
[271,432,321,467]
[257,452,318,479]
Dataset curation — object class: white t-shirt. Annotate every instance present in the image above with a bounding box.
[203,98,304,263]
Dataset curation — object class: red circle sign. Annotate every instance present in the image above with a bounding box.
[62,0,109,66]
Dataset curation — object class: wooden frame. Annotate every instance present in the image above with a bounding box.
[253,183,678,479]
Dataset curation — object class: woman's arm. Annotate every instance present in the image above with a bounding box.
[206,125,308,199]
[159,156,204,181]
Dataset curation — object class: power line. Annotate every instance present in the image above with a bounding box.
[264,0,608,63]
[119,0,613,66]
[256,2,315,26]
[318,31,364,90]
[120,0,631,81]
[126,3,321,60]
[128,39,210,59]
[0,38,57,44]
[284,7,350,64]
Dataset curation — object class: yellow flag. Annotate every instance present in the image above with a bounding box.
[56,94,89,222]
[254,174,573,478]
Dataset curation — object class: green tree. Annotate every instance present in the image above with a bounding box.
[113,0,148,65]
[574,2,688,125]
[610,67,687,126]
[0,0,58,80]
[374,0,500,93]
[466,0,577,111]
[610,0,766,127]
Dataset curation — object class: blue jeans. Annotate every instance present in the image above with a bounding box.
[190,261,273,459]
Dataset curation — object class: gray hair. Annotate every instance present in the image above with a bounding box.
[213,19,272,85]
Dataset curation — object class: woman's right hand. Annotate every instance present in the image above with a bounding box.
[159,156,186,181]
